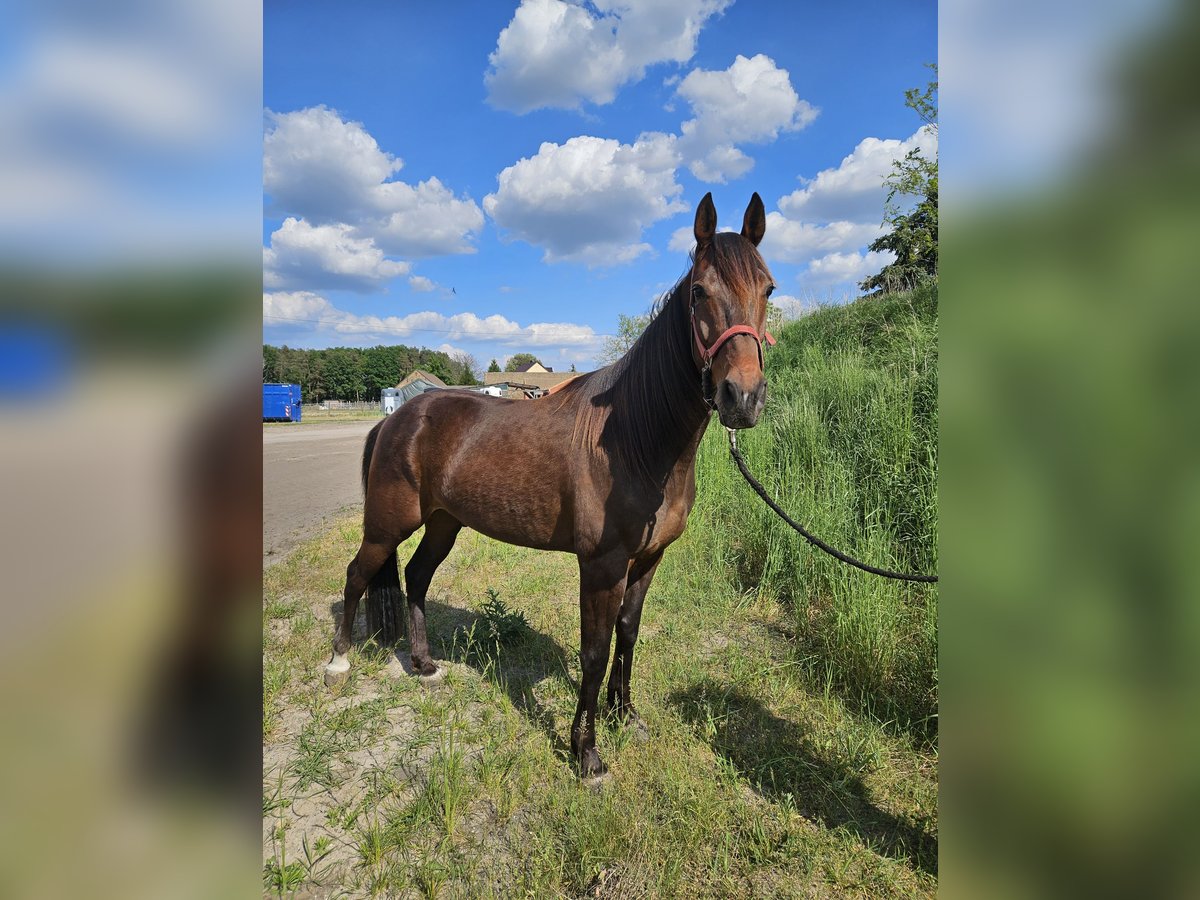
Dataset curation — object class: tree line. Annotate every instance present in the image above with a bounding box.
[262,343,480,402]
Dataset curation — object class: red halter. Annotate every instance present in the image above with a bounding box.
[690,303,776,370]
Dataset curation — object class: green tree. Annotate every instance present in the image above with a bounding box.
[504,352,541,372]
[597,313,650,366]
[861,64,938,295]
[448,350,480,385]
[423,353,452,383]
[262,344,279,382]
[322,347,364,400]
[362,345,403,401]
[487,358,501,373]
[264,341,487,398]
[277,346,309,395]
[303,349,323,401]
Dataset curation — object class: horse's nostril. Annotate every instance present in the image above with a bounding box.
[720,379,740,408]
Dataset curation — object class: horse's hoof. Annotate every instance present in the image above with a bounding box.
[418,666,444,686]
[578,748,608,784]
[624,713,650,743]
[582,770,612,790]
[324,654,350,688]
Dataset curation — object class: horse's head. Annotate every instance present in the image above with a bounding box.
[689,192,775,430]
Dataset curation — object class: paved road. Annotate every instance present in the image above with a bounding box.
[263,420,379,565]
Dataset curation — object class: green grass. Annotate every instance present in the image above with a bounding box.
[262,286,938,897]
[298,406,385,421]
[689,283,938,735]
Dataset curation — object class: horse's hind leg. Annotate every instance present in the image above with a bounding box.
[325,538,397,686]
[403,510,462,681]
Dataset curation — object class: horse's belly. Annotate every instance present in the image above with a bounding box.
[435,474,573,552]
[465,516,570,553]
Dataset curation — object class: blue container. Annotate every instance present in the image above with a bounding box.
[263,383,302,422]
[0,326,73,401]
[289,383,302,421]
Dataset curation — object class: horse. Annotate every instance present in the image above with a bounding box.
[325,192,776,781]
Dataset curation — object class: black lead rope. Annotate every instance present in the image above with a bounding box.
[726,429,939,584]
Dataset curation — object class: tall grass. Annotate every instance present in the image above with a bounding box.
[686,284,938,735]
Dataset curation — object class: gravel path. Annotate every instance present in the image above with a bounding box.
[263,420,379,565]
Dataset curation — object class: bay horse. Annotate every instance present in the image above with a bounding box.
[325,193,776,781]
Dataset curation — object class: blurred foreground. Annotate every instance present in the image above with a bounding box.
[942,1,1200,897]
[0,1,262,896]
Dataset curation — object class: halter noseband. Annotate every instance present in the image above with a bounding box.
[689,272,776,408]
[691,315,776,369]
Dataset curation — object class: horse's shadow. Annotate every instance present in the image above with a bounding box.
[667,679,938,876]
[329,597,577,761]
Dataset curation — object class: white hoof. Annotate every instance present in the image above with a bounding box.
[324,653,350,688]
[418,667,444,686]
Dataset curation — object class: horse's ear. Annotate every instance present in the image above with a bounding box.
[694,192,717,248]
[741,192,765,247]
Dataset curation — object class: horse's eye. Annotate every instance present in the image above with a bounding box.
[765,284,776,299]
[691,284,705,301]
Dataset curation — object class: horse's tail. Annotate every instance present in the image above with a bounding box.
[361,420,401,645]
[361,419,383,492]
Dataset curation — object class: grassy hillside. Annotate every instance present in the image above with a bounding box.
[686,283,938,735]
[262,286,938,898]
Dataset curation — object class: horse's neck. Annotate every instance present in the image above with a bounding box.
[661,403,712,486]
[607,286,712,484]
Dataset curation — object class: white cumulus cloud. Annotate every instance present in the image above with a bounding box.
[763,123,936,295]
[482,54,815,264]
[758,213,884,266]
[667,225,695,254]
[804,249,896,288]
[779,126,936,223]
[262,290,336,325]
[368,176,486,258]
[770,293,819,320]
[676,54,818,182]
[666,222,735,253]
[484,133,686,266]
[264,105,402,222]
[485,0,732,113]
[263,217,409,292]
[263,291,602,350]
[264,106,484,258]
[408,275,436,293]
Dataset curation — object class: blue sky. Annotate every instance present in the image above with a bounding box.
[263,0,937,371]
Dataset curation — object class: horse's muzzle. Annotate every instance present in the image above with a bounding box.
[715,376,766,429]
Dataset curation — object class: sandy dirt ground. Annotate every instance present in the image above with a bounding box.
[263,420,379,565]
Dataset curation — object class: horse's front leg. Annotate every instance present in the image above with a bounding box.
[571,551,629,781]
[606,550,663,737]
